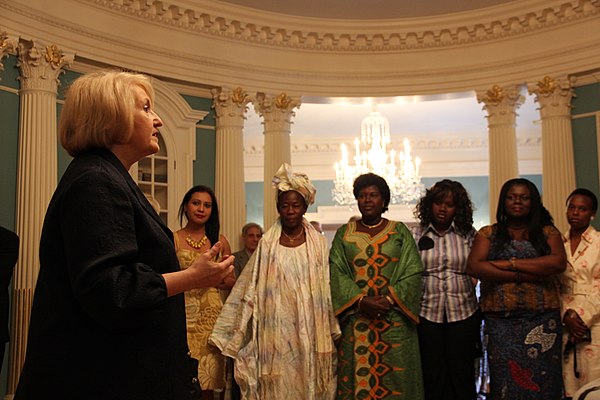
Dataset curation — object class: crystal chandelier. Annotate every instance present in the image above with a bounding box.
[333,107,425,206]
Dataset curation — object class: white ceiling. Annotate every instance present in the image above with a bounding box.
[217,0,517,19]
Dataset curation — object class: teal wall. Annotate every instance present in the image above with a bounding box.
[0,55,19,230]
[0,54,19,398]
[572,82,600,230]
[181,95,216,190]
[56,70,81,177]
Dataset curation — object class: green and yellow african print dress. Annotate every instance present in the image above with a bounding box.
[329,220,424,400]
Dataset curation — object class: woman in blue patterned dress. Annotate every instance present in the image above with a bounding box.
[467,178,567,400]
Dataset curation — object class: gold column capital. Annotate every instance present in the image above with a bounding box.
[211,86,252,120]
[253,92,301,127]
[527,75,574,119]
[17,39,74,92]
[0,30,18,78]
[476,84,525,127]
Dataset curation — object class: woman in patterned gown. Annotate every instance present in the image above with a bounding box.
[174,185,235,400]
[329,173,424,400]
[467,178,566,400]
[210,163,340,400]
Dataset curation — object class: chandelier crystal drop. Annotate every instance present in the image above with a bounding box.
[333,107,425,206]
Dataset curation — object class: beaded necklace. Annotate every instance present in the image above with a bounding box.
[186,234,208,249]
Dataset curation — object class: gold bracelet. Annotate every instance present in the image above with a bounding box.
[510,257,517,271]
[385,295,394,305]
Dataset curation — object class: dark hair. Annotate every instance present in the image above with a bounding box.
[566,188,598,212]
[494,178,554,256]
[414,179,474,235]
[353,173,391,213]
[178,185,220,246]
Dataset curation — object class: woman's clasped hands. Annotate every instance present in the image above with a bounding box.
[359,295,394,319]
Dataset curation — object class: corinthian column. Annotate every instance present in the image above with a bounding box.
[7,39,72,398]
[477,85,524,221]
[212,87,251,248]
[528,76,575,232]
[254,93,301,229]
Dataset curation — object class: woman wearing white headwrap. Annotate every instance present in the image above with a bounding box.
[210,163,340,400]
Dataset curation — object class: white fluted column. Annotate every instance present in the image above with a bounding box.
[528,76,575,232]
[212,87,251,248]
[6,40,72,399]
[477,85,524,221]
[254,93,301,229]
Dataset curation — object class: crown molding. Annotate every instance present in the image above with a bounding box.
[2,0,599,96]
[244,134,541,155]
[79,0,598,52]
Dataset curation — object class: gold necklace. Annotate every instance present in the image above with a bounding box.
[186,234,208,249]
[282,229,304,243]
[361,219,384,229]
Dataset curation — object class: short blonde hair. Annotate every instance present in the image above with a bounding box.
[59,70,155,157]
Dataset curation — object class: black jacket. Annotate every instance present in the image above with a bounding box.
[16,148,198,400]
[0,226,18,343]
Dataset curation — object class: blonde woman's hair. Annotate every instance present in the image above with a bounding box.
[59,70,155,157]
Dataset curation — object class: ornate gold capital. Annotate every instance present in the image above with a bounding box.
[0,32,8,51]
[536,76,556,95]
[211,86,251,121]
[17,40,73,91]
[485,85,504,105]
[44,44,65,69]
[0,31,17,56]
[231,87,250,106]
[275,92,293,110]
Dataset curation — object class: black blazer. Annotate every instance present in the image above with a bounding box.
[0,226,18,343]
[15,148,198,400]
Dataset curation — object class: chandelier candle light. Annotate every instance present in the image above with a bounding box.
[333,107,424,206]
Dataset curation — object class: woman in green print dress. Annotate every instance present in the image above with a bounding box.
[329,173,424,400]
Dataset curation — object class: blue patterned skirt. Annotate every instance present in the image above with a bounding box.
[484,309,563,400]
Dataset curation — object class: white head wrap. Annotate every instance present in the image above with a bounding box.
[271,163,316,206]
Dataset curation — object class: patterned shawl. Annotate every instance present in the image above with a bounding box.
[209,218,340,399]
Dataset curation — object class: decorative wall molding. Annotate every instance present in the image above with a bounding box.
[82,0,598,52]
[244,135,541,155]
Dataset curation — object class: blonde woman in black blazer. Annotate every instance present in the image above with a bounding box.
[15,71,234,400]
